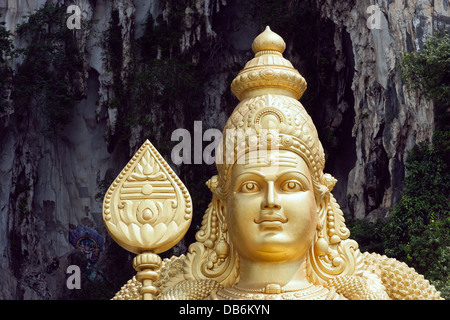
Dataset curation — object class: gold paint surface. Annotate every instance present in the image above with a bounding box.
[103,140,192,254]
[107,27,443,301]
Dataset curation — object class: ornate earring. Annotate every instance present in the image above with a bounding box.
[215,224,230,262]
[315,222,329,256]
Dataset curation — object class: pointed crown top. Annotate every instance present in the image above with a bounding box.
[252,26,286,54]
[231,26,307,101]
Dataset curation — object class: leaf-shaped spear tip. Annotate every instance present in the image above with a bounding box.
[103,140,192,299]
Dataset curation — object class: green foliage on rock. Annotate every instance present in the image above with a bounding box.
[400,30,450,128]
[345,218,387,255]
[0,14,13,63]
[12,5,84,136]
[383,131,449,298]
[349,31,450,299]
[103,7,203,153]
[0,14,14,112]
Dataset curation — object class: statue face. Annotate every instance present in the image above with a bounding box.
[225,149,317,263]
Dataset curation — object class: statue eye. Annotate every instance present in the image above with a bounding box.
[281,180,303,192]
[238,182,261,193]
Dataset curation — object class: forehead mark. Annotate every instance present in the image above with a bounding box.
[243,153,297,169]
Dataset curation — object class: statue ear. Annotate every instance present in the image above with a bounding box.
[206,175,219,192]
[324,173,337,191]
[215,197,228,229]
[314,184,329,209]
[314,173,336,207]
[186,196,239,286]
[307,192,364,285]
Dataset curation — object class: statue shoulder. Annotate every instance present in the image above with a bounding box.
[325,252,443,300]
[112,276,142,300]
[111,252,444,300]
[326,273,390,300]
[112,254,187,300]
[361,252,443,300]
[112,254,223,300]
[159,279,222,300]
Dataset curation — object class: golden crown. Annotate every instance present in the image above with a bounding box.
[230,26,307,101]
[214,27,328,193]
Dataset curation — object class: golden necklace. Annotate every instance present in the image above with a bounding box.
[216,283,335,300]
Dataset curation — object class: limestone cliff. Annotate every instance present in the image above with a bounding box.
[318,0,449,220]
[0,0,447,299]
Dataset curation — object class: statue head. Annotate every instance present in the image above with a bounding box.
[185,27,363,287]
[225,149,318,264]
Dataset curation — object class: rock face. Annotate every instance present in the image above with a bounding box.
[318,0,449,220]
[0,0,448,299]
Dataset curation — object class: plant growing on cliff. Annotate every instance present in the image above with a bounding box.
[103,8,203,152]
[0,14,14,112]
[0,14,13,63]
[347,31,450,299]
[400,31,449,129]
[383,131,449,298]
[384,32,450,298]
[12,5,85,136]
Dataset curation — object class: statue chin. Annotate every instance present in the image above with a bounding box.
[105,27,444,301]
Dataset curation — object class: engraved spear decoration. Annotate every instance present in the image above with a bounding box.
[103,140,192,300]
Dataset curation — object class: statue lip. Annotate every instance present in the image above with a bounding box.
[257,220,284,231]
[254,213,288,225]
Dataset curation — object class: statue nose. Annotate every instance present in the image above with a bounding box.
[261,181,281,210]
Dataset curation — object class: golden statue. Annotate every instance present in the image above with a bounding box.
[104,27,443,300]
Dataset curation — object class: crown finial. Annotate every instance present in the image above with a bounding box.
[252,26,286,54]
[231,26,306,101]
